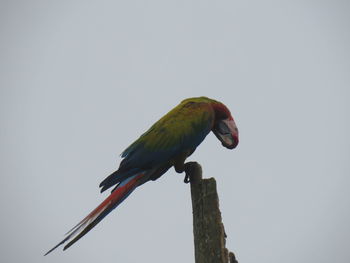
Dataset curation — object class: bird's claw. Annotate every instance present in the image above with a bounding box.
[183,174,190,183]
[182,162,202,184]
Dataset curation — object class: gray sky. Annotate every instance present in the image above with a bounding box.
[1,1,349,262]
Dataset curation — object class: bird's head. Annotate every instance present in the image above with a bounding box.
[211,102,239,149]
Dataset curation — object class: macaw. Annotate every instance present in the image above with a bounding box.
[45,96,239,255]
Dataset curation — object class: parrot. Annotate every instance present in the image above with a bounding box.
[45,96,239,255]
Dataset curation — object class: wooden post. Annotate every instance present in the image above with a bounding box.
[186,162,238,263]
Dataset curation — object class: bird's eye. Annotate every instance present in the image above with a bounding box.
[217,121,231,135]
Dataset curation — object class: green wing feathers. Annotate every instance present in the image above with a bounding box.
[121,98,216,169]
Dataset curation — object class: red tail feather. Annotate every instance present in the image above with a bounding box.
[45,173,146,255]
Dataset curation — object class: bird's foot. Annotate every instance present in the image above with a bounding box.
[183,162,202,184]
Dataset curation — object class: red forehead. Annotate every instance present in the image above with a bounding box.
[212,102,233,120]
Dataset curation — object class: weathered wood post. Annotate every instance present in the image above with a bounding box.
[186,162,238,263]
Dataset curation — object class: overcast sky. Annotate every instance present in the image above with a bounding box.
[1,1,349,263]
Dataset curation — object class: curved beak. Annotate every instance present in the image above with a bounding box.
[213,118,239,149]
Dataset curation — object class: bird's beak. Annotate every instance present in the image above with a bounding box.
[213,118,239,149]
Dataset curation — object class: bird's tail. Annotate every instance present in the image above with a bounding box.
[44,172,147,255]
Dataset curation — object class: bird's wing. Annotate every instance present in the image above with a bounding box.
[120,100,215,170]
[100,101,215,192]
